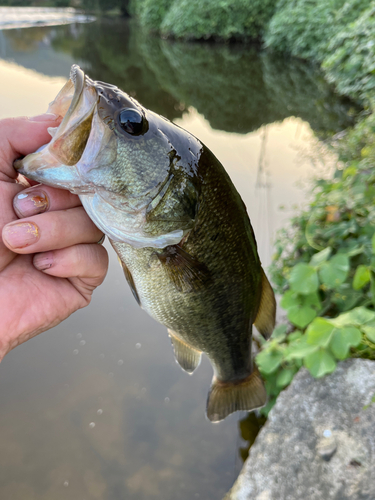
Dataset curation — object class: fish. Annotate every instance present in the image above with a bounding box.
[15,65,276,422]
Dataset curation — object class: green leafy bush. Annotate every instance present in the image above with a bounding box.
[265,0,372,62]
[257,304,375,413]
[323,5,375,100]
[160,0,277,41]
[256,113,375,414]
[138,0,174,31]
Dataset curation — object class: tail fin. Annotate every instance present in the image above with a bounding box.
[254,269,276,339]
[206,367,266,422]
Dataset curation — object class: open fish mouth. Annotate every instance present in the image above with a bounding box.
[14,65,99,190]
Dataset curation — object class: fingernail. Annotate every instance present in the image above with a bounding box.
[3,222,40,249]
[33,252,54,271]
[29,113,59,122]
[13,189,49,218]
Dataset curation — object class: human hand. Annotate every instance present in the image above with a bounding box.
[0,115,108,361]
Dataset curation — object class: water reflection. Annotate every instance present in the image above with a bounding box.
[238,413,267,463]
[0,16,358,500]
[1,18,356,135]
[139,35,356,136]
[2,26,48,52]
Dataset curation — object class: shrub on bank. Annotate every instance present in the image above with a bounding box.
[158,0,277,41]
[137,0,174,31]
[256,112,375,413]
[323,5,375,100]
[265,0,372,61]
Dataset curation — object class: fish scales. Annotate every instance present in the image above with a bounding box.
[113,147,261,381]
[15,65,276,422]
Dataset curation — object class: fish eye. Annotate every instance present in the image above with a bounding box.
[117,108,145,136]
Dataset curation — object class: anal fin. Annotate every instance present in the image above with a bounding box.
[254,268,276,339]
[168,330,202,374]
[206,367,266,422]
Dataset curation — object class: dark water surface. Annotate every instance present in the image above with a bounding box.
[0,16,356,500]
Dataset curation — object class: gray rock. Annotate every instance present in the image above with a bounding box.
[227,359,375,500]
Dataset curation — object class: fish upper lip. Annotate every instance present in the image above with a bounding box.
[61,64,86,125]
[49,64,94,135]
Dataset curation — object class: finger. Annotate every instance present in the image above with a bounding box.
[0,114,61,179]
[0,182,25,272]
[0,115,62,269]
[33,244,109,297]
[2,207,103,254]
[13,184,81,218]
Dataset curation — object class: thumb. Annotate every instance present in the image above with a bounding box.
[0,114,61,179]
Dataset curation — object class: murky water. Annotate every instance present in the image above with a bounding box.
[0,13,356,500]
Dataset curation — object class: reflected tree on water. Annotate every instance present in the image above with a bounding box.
[3,19,357,137]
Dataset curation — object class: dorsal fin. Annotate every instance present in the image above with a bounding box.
[206,367,266,422]
[254,269,276,339]
[168,330,202,374]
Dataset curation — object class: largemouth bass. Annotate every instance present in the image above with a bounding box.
[15,65,276,422]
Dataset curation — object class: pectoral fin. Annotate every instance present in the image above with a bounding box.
[156,245,211,293]
[168,330,202,374]
[120,260,141,306]
[206,367,266,422]
[254,269,276,339]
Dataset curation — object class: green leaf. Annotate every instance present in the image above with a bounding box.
[353,265,371,290]
[347,246,364,258]
[330,307,375,328]
[257,348,284,375]
[372,233,375,254]
[306,318,335,347]
[301,291,322,311]
[319,254,350,289]
[362,320,375,343]
[371,277,375,308]
[331,284,362,312]
[329,326,362,360]
[285,337,319,360]
[280,290,298,310]
[289,263,319,295]
[288,330,302,342]
[287,305,317,329]
[304,349,336,378]
[276,369,295,388]
[263,372,278,396]
[310,247,332,267]
[271,324,288,341]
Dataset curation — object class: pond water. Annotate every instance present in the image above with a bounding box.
[0,13,356,500]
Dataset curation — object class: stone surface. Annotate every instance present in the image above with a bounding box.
[227,359,375,500]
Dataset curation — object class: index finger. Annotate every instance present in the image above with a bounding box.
[13,184,81,219]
